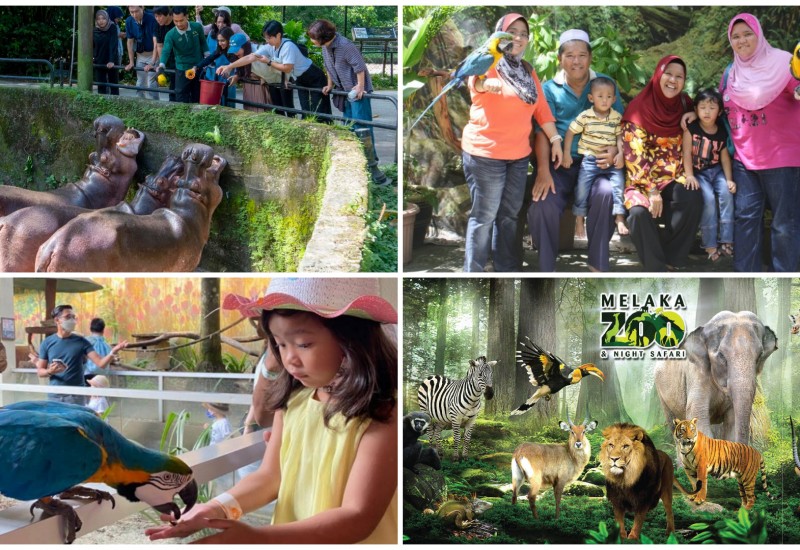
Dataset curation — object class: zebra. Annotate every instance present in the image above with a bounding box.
[417,356,496,461]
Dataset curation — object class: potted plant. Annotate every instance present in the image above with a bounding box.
[404,184,438,249]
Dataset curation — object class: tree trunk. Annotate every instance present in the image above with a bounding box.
[512,279,557,427]
[77,7,94,92]
[724,279,756,314]
[486,278,516,417]
[696,278,724,326]
[199,278,223,372]
[434,278,448,375]
[471,279,482,358]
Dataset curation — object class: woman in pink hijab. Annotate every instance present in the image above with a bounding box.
[723,13,800,272]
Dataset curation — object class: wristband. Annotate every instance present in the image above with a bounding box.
[212,492,243,520]
[549,134,563,144]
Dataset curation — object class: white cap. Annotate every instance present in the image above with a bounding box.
[558,29,590,46]
[213,6,232,16]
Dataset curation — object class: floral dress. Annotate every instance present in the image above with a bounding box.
[621,121,686,210]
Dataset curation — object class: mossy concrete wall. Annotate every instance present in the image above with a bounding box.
[0,86,369,272]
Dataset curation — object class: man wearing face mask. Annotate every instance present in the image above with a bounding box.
[35,305,128,406]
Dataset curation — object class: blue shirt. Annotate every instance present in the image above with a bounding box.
[539,70,625,157]
[85,334,112,376]
[125,11,158,54]
[39,333,94,388]
[256,39,311,79]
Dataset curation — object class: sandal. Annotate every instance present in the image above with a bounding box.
[706,248,721,262]
[720,243,734,257]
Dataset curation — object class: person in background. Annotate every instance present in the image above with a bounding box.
[125,6,159,100]
[34,305,127,406]
[195,6,248,39]
[204,402,232,445]
[87,375,111,416]
[151,6,176,101]
[84,317,113,382]
[157,6,209,104]
[93,9,120,96]
[106,7,126,64]
[308,19,377,155]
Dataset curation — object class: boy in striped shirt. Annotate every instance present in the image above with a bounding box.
[563,76,627,239]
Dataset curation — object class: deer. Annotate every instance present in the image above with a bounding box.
[511,406,597,519]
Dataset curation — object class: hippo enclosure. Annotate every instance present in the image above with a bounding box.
[0,87,371,272]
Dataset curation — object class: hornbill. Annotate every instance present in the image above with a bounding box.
[510,337,605,416]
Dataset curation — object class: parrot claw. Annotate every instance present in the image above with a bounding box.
[59,485,116,509]
[30,496,82,544]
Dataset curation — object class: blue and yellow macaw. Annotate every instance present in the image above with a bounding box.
[0,401,198,544]
[791,42,800,80]
[409,31,514,130]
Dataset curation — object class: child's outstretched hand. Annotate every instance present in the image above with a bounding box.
[685,175,699,190]
[561,153,572,169]
[727,179,737,194]
[613,151,624,169]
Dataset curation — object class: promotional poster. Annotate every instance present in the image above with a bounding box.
[403,277,799,544]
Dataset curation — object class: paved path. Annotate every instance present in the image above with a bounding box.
[404,231,738,273]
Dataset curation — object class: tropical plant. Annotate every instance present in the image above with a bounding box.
[689,507,768,544]
[589,27,648,94]
[170,342,200,372]
[402,6,465,100]
[222,352,252,374]
[526,12,560,82]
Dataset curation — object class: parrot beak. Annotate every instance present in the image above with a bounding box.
[499,39,515,55]
[150,479,197,521]
[179,478,198,515]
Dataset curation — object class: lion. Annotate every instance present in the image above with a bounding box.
[600,423,701,540]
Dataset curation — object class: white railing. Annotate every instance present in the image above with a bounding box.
[0,430,267,544]
[3,368,254,421]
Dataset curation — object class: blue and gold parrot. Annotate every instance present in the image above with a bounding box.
[408,31,514,130]
[791,42,800,98]
[0,401,198,544]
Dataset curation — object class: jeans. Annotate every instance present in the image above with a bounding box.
[94,67,119,96]
[697,164,734,249]
[527,157,615,271]
[573,156,626,216]
[463,151,529,272]
[135,52,159,100]
[733,160,800,272]
[345,97,377,161]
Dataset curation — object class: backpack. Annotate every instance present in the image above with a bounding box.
[276,39,310,87]
[720,63,736,157]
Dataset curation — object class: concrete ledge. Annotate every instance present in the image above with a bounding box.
[300,135,368,272]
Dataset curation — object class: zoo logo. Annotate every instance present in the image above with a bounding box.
[600,308,686,350]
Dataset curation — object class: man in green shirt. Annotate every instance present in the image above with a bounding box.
[157,6,208,103]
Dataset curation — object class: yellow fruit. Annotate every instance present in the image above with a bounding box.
[185,69,196,80]
[157,73,168,87]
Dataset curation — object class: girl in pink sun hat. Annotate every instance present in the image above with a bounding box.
[147,277,397,544]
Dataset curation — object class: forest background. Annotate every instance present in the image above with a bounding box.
[403,6,799,233]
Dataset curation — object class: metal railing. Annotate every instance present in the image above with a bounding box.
[0,58,57,86]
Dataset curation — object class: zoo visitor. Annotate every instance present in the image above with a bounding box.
[145,278,398,544]
[125,6,159,100]
[622,55,703,272]
[528,29,623,272]
[93,9,120,96]
[157,6,209,104]
[721,13,800,272]
[461,13,561,273]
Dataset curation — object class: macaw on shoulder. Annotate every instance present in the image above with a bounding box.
[408,31,514,130]
[791,42,800,99]
[0,401,198,544]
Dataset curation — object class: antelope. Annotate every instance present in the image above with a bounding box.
[511,407,597,519]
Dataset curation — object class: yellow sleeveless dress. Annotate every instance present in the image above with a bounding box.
[272,387,398,543]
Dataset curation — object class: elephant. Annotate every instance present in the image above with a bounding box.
[654,311,777,445]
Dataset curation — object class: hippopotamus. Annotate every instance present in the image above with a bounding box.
[0,115,144,216]
[0,155,183,272]
[35,144,226,272]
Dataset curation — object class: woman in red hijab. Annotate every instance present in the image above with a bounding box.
[621,55,702,271]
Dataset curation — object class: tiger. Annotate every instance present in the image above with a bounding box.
[673,418,777,509]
